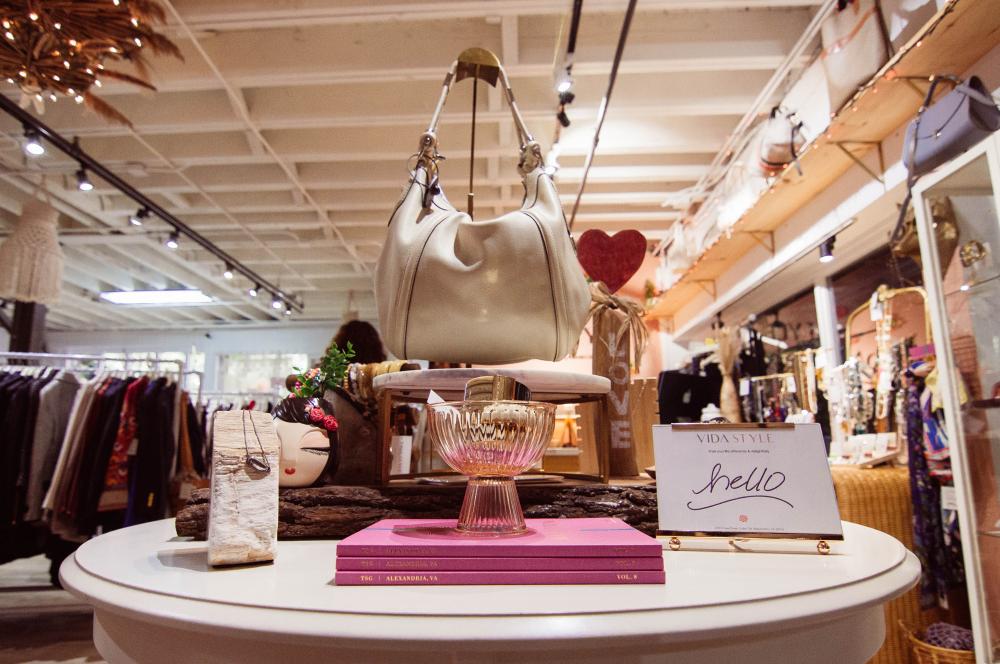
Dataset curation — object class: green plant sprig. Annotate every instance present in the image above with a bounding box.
[291,341,356,398]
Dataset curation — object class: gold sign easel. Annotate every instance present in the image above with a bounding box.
[657,422,842,555]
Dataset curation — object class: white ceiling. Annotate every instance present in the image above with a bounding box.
[0,0,821,331]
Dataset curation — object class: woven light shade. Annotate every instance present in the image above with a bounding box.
[0,199,64,304]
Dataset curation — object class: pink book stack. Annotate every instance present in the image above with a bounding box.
[335,517,665,586]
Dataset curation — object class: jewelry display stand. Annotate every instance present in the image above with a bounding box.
[372,368,612,484]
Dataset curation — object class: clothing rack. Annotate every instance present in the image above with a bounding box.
[199,391,278,411]
[0,352,186,446]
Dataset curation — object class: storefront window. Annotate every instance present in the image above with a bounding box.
[217,352,309,396]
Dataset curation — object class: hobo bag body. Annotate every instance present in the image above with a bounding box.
[375,58,591,365]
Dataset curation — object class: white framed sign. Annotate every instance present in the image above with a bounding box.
[654,423,843,541]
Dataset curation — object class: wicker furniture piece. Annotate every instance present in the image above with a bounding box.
[899,621,976,664]
[832,466,926,664]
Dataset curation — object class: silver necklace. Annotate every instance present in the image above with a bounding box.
[242,410,271,473]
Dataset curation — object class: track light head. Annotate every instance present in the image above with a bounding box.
[23,126,44,156]
[249,284,259,298]
[819,236,836,263]
[223,264,234,280]
[554,67,573,94]
[129,207,149,226]
[76,167,93,191]
[165,231,179,250]
[271,295,283,310]
[556,109,571,128]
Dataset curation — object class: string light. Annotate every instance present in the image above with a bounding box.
[28,12,38,21]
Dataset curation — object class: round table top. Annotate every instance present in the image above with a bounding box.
[373,368,611,400]
[61,519,918,647]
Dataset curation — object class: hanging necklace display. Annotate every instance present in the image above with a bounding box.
[242,410,271,473]
[208,410,280,567]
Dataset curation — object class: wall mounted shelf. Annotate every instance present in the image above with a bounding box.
[648,0,1000,321]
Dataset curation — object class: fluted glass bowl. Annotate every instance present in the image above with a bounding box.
[426,401,556,534]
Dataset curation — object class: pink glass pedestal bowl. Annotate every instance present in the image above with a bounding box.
[426,401,556,535]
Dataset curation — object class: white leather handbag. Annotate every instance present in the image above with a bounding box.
[375,55,591,365]
[820,0,890,110]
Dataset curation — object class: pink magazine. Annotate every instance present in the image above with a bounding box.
[336,518,662,559]
[336,556,664,572]
[335,570,666,586]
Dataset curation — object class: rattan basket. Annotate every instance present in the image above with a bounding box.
[899,621,975,664]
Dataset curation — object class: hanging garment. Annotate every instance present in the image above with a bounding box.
[657,365,723,424]
[99,376,149,513]
[906,377,966,609]
[25,372,80,522]
[126,378,177,526]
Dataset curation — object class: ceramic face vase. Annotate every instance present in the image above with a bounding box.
[272,397,338,488]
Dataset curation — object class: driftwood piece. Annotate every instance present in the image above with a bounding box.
[207,411,280,566]
[176,483,659,540]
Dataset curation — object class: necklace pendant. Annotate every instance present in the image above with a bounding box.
[246,457,270,473]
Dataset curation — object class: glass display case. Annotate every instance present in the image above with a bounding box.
[914,133,1000,662]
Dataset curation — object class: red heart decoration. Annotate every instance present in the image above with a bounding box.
[576,229,647,294]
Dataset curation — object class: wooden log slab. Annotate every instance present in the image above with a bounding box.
[175,483,658,540]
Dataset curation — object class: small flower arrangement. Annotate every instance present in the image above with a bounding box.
[291,342,355,399]
[307,402,339,432]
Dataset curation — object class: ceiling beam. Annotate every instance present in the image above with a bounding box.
[90,55,806,97]
[36,101,751,139]
[162,0,368,275]
[167,0,822,33]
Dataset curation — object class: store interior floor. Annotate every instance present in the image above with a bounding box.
[0,557,101,664]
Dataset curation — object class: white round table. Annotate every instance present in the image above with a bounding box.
[61,519,918,664]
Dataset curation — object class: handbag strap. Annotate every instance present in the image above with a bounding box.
[418,59,541,175]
